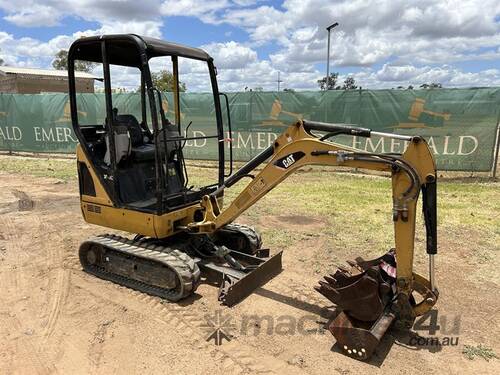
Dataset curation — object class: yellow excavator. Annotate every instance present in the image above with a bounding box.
[68,34,438,360]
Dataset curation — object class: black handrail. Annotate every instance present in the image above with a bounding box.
[220,93,233,177]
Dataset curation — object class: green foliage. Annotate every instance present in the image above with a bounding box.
[317,74,357,90]
[463,344,498,361]
[317,73,339,90]
[342,76,357,90]
[151,70,187,92]
[52,50,95,72]
[420,83,443,89]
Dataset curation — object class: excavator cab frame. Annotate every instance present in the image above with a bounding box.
[67,34,231,215]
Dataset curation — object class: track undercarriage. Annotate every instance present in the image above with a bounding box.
[79,224,283,306]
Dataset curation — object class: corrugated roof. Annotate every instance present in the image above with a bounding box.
[0,66,96,79]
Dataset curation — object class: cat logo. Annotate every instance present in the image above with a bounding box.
[274,151,305,169]
[282,154,295,168]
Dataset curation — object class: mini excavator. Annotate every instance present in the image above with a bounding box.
[68,35,438,360]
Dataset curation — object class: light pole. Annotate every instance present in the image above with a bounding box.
[277,71,283,92]
[326,22,339,90]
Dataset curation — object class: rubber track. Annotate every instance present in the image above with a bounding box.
[79,234,201,302]
[218,223,263,252]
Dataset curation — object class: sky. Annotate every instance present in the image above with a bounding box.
[0,0,499,92]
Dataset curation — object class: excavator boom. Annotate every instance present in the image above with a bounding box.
[190,120,438,359]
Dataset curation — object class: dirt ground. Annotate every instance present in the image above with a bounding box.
[0,169,499,375]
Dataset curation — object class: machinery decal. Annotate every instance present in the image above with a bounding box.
[250,177,266,195]
[273,151,305,169]
[86,204,102,214]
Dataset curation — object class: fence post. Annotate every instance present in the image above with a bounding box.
[492,121,500,178]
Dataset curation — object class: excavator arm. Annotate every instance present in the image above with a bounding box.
[190,120,439,359]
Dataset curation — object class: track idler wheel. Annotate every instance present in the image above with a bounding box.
[315,251,397,360]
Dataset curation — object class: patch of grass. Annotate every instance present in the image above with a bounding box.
[0,156,498,268]
[463,344,498,361]
[260,228,296,248]
[0,155,76,181]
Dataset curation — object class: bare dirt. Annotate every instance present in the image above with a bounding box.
[0,171,498,374]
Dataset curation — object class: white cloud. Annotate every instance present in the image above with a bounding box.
[90,21,163,39]
[214,0,500,69]
[3,4,60,27]
[352,64,500,89]
[0,0,499,89]
[0,0,163,27]
[160,0,230,23]
[221,6,289,44]
[203,41,257,69]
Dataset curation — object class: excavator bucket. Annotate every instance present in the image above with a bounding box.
[328,310,396,360]
[316,251,397,360]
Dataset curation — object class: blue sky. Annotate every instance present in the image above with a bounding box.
[0,0,499,91]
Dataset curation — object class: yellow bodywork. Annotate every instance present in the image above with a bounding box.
[76,145,206,238]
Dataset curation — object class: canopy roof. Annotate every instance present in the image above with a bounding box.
[69,34,212,67]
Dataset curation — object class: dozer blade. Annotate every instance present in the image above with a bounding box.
[198,249,283,307]
[219,251,283,306]
[329,310,395,360]
[315,251,397,360]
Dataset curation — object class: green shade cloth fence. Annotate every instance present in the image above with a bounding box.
[0,88,499,172]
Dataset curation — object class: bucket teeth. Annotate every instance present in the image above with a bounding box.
[337,265,352,274]
[346,260,364,272]
[316,250,398,359]
[323,275,337,284]
[315,281,340,302]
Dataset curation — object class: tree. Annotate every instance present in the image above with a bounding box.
[342,76,357,90]
[283,88,295,92]
[407,85,414,90]
[52,50,95,72]
[151,70,187,92]
[0,48,4,66]
[420,82,442,89]
[317,72,339,90]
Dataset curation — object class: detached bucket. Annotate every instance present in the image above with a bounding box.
[315,251,397,360]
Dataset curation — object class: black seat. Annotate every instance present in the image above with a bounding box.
[114,113,156,161]
[133,143,156,161]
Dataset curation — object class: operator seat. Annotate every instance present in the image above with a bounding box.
[113,110,155,161]
[112,109,187,201]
